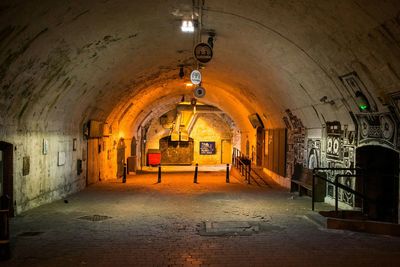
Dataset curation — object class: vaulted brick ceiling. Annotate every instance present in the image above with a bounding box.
[0,0,399,134]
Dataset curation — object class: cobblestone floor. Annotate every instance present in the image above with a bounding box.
[3,171,400,266]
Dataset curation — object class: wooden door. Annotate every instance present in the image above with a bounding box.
[117,139,126,177]
[256,127,264,166]
[221,140,232,164]
[87,139,100,185]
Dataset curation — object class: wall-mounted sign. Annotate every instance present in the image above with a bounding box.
[22,156,30,176]
[200,141,216,155]
[194,42,213,63]
[58,151,66,166]
[43,139,49,155]
[190,70,202,85]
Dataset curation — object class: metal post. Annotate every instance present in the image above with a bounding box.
[247,164,251,184]
[194,163,198,183]
[335,175,339,213]
[122,164,127,183]
[157,164,161,183]
[312,173,315,211]
[226,164,230,183]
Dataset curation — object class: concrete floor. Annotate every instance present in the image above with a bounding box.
[3,172,400,267]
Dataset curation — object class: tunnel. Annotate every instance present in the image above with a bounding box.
[1,0,400,265]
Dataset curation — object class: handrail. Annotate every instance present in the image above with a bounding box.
[235,156,251,183]
[311,167,373,215]
[232,148,261,185]
[334,174,371,213]
[250,168,270,187]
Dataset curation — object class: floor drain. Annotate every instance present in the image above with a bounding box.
[18,231,45,237]
[78,215,112,222]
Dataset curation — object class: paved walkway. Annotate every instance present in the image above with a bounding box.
[3,172,400,266]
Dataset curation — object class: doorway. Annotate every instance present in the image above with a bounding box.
[356,145,399,223]
[256,127,264,166]
[221,139,232,164]
[0,141,13,216]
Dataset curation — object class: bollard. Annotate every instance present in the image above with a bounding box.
[226,164,230,183]
[157,164,162,183]
[122,164,127,183]
[194,163,198,183]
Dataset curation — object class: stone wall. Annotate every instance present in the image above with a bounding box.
[0,126,86,214]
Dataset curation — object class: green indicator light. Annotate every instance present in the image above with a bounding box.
[359,104,368,110]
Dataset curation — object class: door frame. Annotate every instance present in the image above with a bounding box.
[0,141,14,216]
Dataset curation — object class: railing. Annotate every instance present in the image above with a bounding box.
[232,148,252,183]
[232,148,269,186]
[311,167,373,215]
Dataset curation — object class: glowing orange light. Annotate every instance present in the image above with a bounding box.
[185,83,193,87]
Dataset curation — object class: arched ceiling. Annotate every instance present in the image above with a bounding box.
[0,0,399,134]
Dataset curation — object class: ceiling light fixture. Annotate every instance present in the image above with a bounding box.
[179,66,184,79]
[181,20,194,32]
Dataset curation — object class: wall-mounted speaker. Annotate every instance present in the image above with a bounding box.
[193,86,206,98]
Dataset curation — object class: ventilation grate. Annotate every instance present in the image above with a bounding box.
[78,215,112,222]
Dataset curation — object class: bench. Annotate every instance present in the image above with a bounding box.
[291,164,326,202]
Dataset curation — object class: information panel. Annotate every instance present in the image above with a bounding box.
[199,141,216,155]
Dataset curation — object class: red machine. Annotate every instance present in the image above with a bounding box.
[147,149,161,166]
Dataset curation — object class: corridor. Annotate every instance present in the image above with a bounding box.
[1,0,400,265]
[4,172,400,267]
